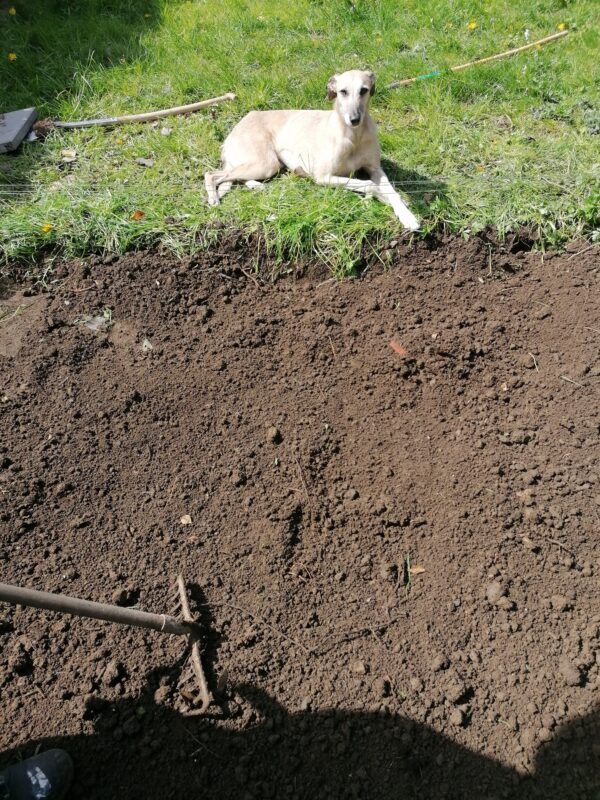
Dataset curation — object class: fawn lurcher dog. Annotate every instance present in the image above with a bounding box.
[204,69,420,231]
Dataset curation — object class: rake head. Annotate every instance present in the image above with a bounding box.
[175,574,213,715]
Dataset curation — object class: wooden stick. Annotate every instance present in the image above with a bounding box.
[547,538,576,558]
[568,243,599,261]
[386,30,569,90]
[560,375,584,388]
[54,92,236,129]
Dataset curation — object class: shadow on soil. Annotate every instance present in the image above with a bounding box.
[1,672,598,799]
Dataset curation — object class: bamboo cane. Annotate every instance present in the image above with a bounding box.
[386,30,570,90]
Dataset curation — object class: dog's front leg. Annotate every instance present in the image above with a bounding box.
[369,168,420,231]
[316,174,419,231]
[316,175,376,196]
[204,172,220,206]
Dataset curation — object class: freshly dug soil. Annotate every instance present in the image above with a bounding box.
[1,234,599,800]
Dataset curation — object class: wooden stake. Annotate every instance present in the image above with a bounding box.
[54,92,236,129]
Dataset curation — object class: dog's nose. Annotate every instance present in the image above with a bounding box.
[350,114,361,126]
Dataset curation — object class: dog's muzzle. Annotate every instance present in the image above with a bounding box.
[350,114,362,127]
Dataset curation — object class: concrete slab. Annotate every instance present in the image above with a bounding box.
[0,107,38,153]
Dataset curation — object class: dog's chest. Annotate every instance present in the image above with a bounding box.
[330,136,375,176]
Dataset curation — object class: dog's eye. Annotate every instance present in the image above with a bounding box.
[339,89,348,96]
[359,87,368,95]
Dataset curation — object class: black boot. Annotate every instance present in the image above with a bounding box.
[0,750,73,800]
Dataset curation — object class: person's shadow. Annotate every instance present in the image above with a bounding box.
[2,669,598,799]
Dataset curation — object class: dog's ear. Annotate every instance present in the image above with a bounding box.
[365,70,376,96]
[326,74,338,101]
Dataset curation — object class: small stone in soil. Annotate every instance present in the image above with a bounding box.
[231,468,246,487]
[521,729,536,747]
[486,581,507,604]
[496,596,516,611]
[550,594,570,612]
[538,727,553,742]
[267,426,282,444]
[102,659,124,687]
[521,536,540,551]
[8,643,32,676]
[445,680,469,704]
[154,686,170,704]
[541,714,556,730]
[379,562,397,581]
[559,658,582,687]
[518,353,536,369]
[431,653,449,672]
[449,708,465,727]
[372,677,390,697]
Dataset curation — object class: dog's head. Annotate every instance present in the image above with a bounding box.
[327,69,375,128]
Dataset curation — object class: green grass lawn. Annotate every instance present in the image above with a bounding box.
[1,0,598,274]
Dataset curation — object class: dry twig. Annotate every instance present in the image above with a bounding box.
[560,375,584,388]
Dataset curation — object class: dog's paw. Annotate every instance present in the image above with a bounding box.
[397,213,420,231]
[204,174,219,206]
[206,189,220,207]
[392,202,420,230]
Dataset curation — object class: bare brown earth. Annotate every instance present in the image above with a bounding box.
[1,234,599,799]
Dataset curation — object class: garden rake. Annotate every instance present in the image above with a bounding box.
[0,574,213,714]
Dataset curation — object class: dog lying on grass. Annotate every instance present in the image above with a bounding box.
[204,69,420,231]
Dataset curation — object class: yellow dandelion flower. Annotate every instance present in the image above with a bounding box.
[41,223,54,234]
[8,6,17,15]
[557,22,566,31]
[476,165,485,173]
[467,20,477,31]
[7,52,17,61]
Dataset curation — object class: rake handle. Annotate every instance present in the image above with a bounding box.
[0,581,194,637]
